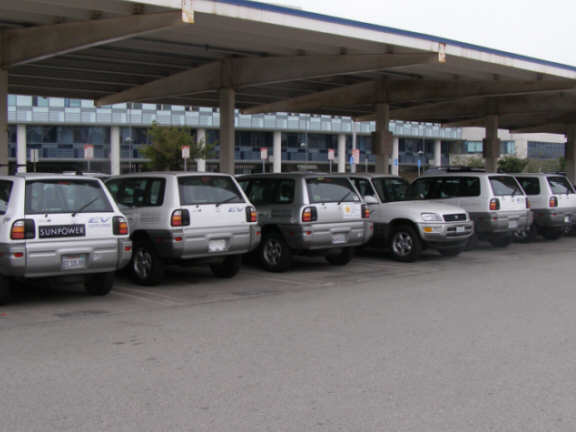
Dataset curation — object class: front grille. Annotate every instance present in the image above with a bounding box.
[444,213,467,222]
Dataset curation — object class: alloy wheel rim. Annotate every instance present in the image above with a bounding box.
[263,239,282,265]
[134,248,152,279]
[392,232,414,256]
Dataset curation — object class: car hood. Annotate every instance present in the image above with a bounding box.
[384,200,468,214]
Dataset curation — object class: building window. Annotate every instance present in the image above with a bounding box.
[65,99,82,108]
[527,141,565,160]
[32,96,50,107]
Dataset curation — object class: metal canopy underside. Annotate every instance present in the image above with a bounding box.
[1,0,576,133]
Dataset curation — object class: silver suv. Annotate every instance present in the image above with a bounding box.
[411,171,530,248]
[106,172,260,285]
[0,174,132,304]
[514,173,576,241]
[238,173,373,272]
[348,174,473,261]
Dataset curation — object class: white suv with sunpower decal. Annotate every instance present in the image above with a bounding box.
[410,170,530,248]
[0,174,132,304]
[514,173,576,240]
[106,172,260,285]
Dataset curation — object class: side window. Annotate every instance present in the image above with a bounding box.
[353,178,377,200]
[0,181,12,214]
[517,177,540,195]
[439,178,461,198]
[238,179,250,194]
[106,178,164,207]
[410,178,436,199]
[147,179,165,206]
[275,179,295,203]
[459,177,481,197]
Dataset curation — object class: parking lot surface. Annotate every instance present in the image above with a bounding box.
[2,239,576,431]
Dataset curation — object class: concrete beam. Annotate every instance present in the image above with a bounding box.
[16,125,26,174]
[246,78,576,116]
[110,126,120,176]
[0,12,184,68]
[96,53,440,106]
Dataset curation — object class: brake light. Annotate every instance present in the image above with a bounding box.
[171,209,190,227]
[10,219,35,240]
[549,196,558,208]
[362,204,370,219]
[245,206,257,223]
[489,198,500,211]
[302,206,318,222]
[113,216,129,235]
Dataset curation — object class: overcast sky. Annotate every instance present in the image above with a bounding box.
[266,0,575,67]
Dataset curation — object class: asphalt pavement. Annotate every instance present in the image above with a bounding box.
[2,238,576,432]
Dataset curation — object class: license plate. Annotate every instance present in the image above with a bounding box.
[509,220,518,229]
[62,255,86,270]
[456,226,466,233]
[332,233,347,244]
[209,239,227,252]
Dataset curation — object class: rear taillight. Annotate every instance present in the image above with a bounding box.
[246,206,257,223]
[489,198,500,211]
[171,209,190,227]
[526,198,530,209]
[10,219,35,240]
[302,206,318,222]
[362,204,370,219]
[549,196,558,208]
[113,216,129,235]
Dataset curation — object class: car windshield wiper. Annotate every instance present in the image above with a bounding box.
[71,197,99,216]
[215,195,239,207]
[337,191,354,205]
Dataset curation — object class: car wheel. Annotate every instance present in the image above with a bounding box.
[325,247,354,266]
[210,255,242,278]
[515,226,537,243]
[540,227,563,241]
[489,236,512,248]
[259,233,292,272]
[131,241,165,286]
[389,224,422,262]
[85,272,115,296]
[438,247,463,257]
[0,275,13,305]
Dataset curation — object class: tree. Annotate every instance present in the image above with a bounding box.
[142,123,213,171]
[497,156,528,173]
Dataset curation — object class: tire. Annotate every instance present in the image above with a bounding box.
[0,275,12,305]
[540,228,563,241]
[210,255,242,278]
[259,232,292,272]
[85,272,114,296]
[515,226,537,243]
[438,248,462,257]
[489,236,513,248]
[325,247,354,266]
[389,224,422,262]
[130,241,165,286]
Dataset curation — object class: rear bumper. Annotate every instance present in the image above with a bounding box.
[151,224,261,260]
[281,220,373,251]
[532,208,575,229]
[470,210,530,235]
[0,237,132,278]
[417,221,474,249]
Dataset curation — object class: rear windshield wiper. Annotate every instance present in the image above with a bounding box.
[72,197,99,216]
[215,195,240,207]
[337,191,354,205]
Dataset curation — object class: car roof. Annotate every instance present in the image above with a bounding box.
[108,171,233,179]
[238,171,352,179]
[419,172,512,178]
[513,172,567,177]
[5,173,104,181]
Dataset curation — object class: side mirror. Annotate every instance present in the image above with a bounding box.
[364,195,379,205]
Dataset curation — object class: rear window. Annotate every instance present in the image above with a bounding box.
[547,176,575,194]
[489,176,523,196]
[516,177,540,195]
[372,177,409,202]
[26,179,113,215]
[107,177,165,208]
[0,181,13,215]
[179,176,244,205]
[240,178,295,205]
[306,177,360,204]
[407,176,480,200]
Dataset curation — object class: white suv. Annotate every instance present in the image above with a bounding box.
[0,174,132,304]
[514,173,576,240]
[410,171,530,248]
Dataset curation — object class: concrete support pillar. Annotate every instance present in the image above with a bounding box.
[391,137,399,176]
[0,69,8,176]
[16,125,27,173]
[566,126,576,183]
[110,126,120,176]
[484,115,500,173]
[196,128,206,172]
[219,88,235,174]
[337,133,346,173]
[434,139,442,167]
[374,103,393,173]
[351,122,357,173]
[273,131,282,173]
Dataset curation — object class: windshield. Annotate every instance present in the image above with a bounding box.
[489,176,523,196]
[306,177,360,204]
[178,176,244,205]
[547,176,575,194]
[0,181,13,215]
[372,177,409,202]
[25,179,113,215]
